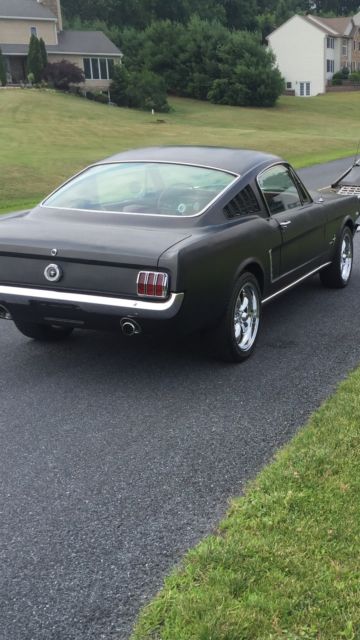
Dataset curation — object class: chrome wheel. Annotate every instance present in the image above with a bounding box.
[320,226,353,289]
[233,282,260,352]
[340,231,352,283]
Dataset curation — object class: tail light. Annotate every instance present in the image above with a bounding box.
[137,271,169,298]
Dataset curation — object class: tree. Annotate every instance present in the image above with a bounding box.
[39,37,48,68]
[0,47,6,86]
[26,34,43,83]
[42,60,84,90]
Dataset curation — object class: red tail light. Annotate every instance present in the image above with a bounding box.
[137,271,169,298]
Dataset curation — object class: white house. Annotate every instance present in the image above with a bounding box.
[268,13,360,96]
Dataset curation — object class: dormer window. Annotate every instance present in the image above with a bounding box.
[30,26,37,37]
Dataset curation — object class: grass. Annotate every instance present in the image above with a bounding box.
[132,369,360,640]
[1,88,360,213]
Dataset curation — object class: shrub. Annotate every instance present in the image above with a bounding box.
[85,90,108,103]
[26,34,44,83]
[42,60,84,90]
[0,46,6,86]
[110,66,170,112]
[349,71,360,83]
[39,37,48,68]
[332,77,342,85]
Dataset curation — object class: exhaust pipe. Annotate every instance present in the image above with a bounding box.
[0,305,12,320]
[120,318,141,336]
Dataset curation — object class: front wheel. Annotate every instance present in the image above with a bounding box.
[14,320,73,341]
[320,225,353,288]
[215,272,261,362]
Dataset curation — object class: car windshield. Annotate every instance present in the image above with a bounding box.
[43,162,237,217]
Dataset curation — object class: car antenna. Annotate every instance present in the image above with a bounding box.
[353,140,360,166]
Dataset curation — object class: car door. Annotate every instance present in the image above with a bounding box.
[257,163,327,279]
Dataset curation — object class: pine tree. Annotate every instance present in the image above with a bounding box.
[0,47,6,86]
[26,34,43,83]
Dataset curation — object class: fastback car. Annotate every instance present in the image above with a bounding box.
[0,146,358,361]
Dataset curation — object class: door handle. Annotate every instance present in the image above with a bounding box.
[279,220,292,228]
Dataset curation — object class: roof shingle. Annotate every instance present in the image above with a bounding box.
[0,0,56,20]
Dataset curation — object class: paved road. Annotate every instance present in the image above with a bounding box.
[0,157,359,640]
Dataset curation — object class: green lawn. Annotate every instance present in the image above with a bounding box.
[132,369,360,640]
[1,88,360,212]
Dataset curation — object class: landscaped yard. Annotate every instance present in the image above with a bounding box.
[133,369,360,639]
[1,88,360,213]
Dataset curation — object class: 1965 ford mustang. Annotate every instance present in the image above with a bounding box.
[0,146,359,361]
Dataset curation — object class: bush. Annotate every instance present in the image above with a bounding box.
[110,65,170,112]
[332,77,342,85]
[349,72,360,83]
[42,60,84,90]
[85,90,108,103]
[26,34,44,83]
[0,46,6,86]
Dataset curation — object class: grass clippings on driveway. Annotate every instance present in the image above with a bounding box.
[132,368,360,640]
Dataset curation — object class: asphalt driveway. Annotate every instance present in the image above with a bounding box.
[0,157,359,640]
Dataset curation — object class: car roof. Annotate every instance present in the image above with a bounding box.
[101,146,281,175]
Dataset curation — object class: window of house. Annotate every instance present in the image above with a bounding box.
[286,81,292,89]
[299,81,311,96]
[30,26,37,36]
[326,37,334,49]
[83,57,114,80]
[342,38,348,56]
[326,59,334,73]
[91,58,99,79]
[83,58,91,79]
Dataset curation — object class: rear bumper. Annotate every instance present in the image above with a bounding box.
[0,285,184,321]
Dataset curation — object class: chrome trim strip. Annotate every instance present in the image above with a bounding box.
[262,262,331,304]
[40,161,240,219]
[0,285,184,318]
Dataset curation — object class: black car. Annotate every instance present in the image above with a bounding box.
[0,146,358,361]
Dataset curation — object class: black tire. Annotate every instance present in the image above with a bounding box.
[14,320,73,341]
[215,272,261,362]
[320,225,353,288]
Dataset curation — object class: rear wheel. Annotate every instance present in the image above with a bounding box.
[14,321,73,341]
[215,272,261,362]
[320,225,353,288]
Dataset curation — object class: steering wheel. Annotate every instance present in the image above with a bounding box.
[157,185,193,215]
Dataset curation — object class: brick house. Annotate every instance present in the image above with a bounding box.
[0,0,122,88]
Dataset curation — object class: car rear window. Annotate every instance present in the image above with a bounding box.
[43,162,237,217]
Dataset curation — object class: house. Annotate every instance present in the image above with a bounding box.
[268,12,360,96]
[0,0,122,88]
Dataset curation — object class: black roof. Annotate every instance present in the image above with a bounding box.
[0,0,55,19]
[1,31,122,57]
[47,30,122,56]
[102,146,281,175]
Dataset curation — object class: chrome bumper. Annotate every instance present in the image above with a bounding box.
[0,285,184,320]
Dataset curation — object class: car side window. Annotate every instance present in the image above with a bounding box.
[257,165,302,215]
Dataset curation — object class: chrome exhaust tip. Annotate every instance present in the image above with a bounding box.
[120,318,141,336]
[0,305,12,320]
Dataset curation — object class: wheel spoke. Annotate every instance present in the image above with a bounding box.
[233,284,259,352]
